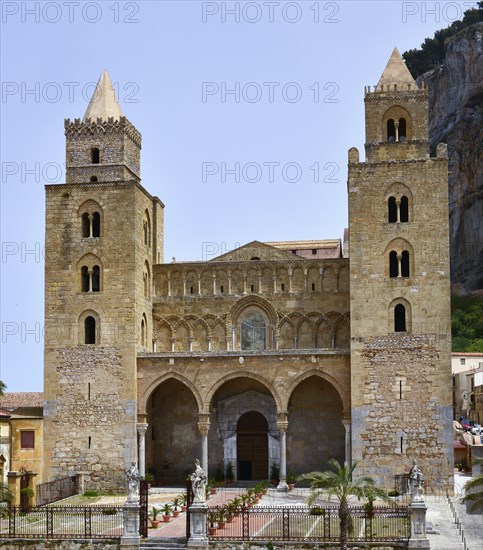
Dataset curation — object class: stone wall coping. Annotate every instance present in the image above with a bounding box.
[137,348,350,359]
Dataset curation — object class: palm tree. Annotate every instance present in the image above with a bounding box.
[0,380,6,397]
[298,459,388,550]
[461,457,483,512]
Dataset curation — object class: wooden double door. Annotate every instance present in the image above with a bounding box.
[237,411,268,480]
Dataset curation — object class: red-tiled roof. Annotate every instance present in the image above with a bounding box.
[0,392,44,410]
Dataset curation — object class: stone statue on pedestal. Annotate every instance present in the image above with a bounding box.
[408,459,424,502]
[126,461,140,502]
[190,459,207,503]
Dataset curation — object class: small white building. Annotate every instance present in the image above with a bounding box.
[452,353,483,422]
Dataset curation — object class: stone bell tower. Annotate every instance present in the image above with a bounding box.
[43,70,164,489]
[348,49,453,490]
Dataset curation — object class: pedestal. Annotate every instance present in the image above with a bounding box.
[120,500,141,549]
[187,502,208,548]
[408,501,430,549]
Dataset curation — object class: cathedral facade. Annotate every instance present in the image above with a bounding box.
[42,50,453,492]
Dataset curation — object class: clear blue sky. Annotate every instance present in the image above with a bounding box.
[1,0,476,392]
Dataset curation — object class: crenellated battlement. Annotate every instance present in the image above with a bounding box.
[364,81,428,97]
[64,115,142,147]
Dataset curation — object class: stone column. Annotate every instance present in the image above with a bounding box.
[396,198,401,222]
[198,414,211,475]
[342,419,351,466]
[228,272,232,294]
[212,273,217,294]
[276,415,289,492]
[288,269,293,293]
[137,423,148,478]
[258,271,262,294]
[75,472,87,495]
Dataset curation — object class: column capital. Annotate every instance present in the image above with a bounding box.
[198,413,211,435]
[137,423,148,434]
[276,413,288,432]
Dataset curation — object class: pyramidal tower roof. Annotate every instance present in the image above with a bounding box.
[83,69,123,122]
[377,47,415,87]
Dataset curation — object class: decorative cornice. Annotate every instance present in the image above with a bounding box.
[64,116,141,147]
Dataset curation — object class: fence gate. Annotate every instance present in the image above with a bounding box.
[19,468,30,512]
[139,479,149,537]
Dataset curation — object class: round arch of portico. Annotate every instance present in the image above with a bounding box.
[205,370,282,414]
[283,369,350,412]
[138,372,203,416]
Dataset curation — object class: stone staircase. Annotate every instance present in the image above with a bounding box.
[141,537,186,550]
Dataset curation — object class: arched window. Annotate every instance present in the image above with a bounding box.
[389,251,398,278]
[91,148,100,164]
[388,197,397,223]
[141,317,146,347]
[81,213,90,237]
[387,118,396,142]
[401,251,410,277]
[144,210,151,247]
[90,176,98,183]
[81,266,89,291]
[85,316,96,344]
[240,311,266,351]
[400,196,409,222]
[92,212,101,237]
[92,266,100,291]
[394,304,406,332]
[398,118,407,141]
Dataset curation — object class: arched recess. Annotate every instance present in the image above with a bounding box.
[337,265,349,292]
[316,317,333,348]
[334,317,350,349]
[322,266,337,292]
[307,266,320,292]
[279,319,294,349]
[174,321,190,351]
[145,378,201,484]
[297,319,314,349]
[154,319,172,352]
[210,319,226,351]
[286,374,345,474]
[291,267,304,292]
[208,376,280,481]
[192,319,209,352]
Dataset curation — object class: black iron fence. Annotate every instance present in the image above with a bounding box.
[206,505,411,543]
[0,505,123,539]
[36,476,77,506]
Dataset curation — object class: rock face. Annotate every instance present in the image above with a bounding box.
[418,23,483,295]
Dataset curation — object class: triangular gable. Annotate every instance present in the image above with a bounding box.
[210,241,301,263]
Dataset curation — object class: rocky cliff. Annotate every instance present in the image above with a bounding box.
[418,23,482,295]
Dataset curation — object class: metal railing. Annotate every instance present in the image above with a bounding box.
[36,476,77,506]
[207,505,411,543]
[0,505,123,539]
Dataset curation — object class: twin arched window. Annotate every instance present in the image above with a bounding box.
[81,265,101,292]
[389,250,410,278]
[388,196,409,223]
[81,211,101,238]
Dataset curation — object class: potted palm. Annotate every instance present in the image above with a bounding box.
[172,496,181,517]
[217,507,227,529]
[225,461,234,484]
[150,506,160,528]
[179,493,188,512]
[270,462,280,485]
[208,510,218,535]
[230,496,242,517]
[161,502,172,523]
[286,470,296,491]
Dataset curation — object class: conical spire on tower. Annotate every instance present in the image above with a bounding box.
[377,47,415,87]
[83,69,123,122]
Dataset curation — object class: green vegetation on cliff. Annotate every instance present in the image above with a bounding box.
[452,296,483,352]
[403,2,482,78]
